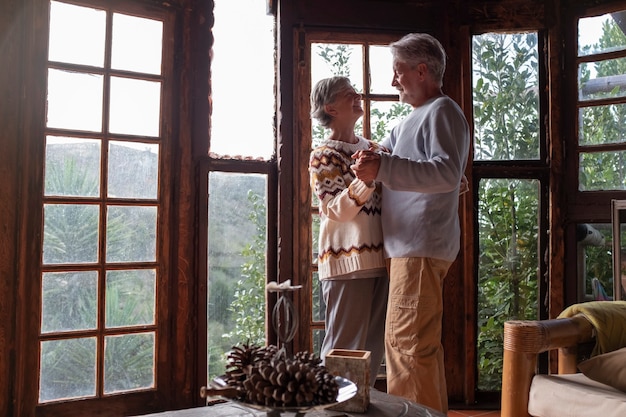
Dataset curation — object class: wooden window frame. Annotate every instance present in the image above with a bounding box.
[11,1,185,416]
[563,1,626,304]
[290,28,406,355]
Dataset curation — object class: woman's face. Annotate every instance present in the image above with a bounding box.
[330,85,363,120]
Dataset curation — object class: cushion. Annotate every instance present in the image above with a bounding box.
[528,373,626,417]
[578,347,626,392]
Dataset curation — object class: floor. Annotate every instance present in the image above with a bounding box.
[448,411,501,417]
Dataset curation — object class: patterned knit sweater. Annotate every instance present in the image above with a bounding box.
[309,136,385,280]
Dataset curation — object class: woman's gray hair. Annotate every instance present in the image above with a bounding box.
[310,76,352,128]
[390,33,447,86]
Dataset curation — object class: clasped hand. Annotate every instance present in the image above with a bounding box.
[351,148,381,185]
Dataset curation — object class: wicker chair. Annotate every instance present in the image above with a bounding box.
[501,314,594,417]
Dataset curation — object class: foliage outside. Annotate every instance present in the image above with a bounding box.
[472,32,542,391]
[578,18,626,191]
[207,175,267,381]
[40,147,157,401]
[41,18,626,400]
[473,20,624,390]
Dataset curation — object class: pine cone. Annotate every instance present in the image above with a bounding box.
[223,344,338,407]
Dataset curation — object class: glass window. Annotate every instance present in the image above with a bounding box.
[40,1,165,402]
[472,32,545,393]
[575,223,613,301]
[45,136,101,197]
[577,10,626,191]
[476,178,540,391]
[205,1,275,385]
[111,13,163,74]
[48,1,106,66]
[209,0,275,159]
[308,38,410,356]
[207,171,268,381]
[473,33,540,160]
[46,69,104,132]
[578,12,626,56]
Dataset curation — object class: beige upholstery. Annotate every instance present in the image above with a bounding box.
[528,373,626,416]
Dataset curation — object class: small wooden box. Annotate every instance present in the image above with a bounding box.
[325,349,370,412]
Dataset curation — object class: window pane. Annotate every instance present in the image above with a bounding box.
[312,189,320,207]
[104,333,155,393]
[477,179,539,391]
[312,329,324,357]
[39,337,97,402]
[472,33,540,160]
[579,103,626,146]
[576,223,613,301]
[48,1,105,67]
[42,1,166,405]
[312,271,325,322]
[109,76,161,136]
[312,119,328,149]
[45,136,101,197]
[311,43,364,90]
[106,205,157,263]
[47,69,103,132]
[312,212,320,264]
[578,57,626,101]
[579,151,626,191]
[370,101,411,143]
[111,13,163,74]
[106,269,156,327]
[41,271,98,333]
[210,0,275,159]
[369,45,395,94]
[108,141,159,199]
[578,12,626,56]
[207,172,267,381]
[43,203,100,265]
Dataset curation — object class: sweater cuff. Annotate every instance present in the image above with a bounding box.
[349,178,375,206]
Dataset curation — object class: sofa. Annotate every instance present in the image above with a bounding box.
[501,301,626,417]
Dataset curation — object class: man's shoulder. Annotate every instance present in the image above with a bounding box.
[431,94,461,109]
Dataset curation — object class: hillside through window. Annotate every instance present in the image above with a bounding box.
[41,0,169,402]
[206,0,275,382]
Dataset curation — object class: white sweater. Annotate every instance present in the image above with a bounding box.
[309,137,386,280]
[378,95,470,262]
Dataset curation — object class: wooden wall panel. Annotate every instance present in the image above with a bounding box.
[0,0,23,415]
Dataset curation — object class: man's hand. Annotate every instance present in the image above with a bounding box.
[459,175,469,195]
[351,149,381,185]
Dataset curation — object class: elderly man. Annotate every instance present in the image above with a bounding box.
[352,33,470,413]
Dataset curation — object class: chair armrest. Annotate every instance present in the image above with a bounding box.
[500,315,594,417]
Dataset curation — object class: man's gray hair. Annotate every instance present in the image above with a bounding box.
[390,33,447,85]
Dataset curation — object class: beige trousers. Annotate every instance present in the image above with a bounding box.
[384,257,451,414]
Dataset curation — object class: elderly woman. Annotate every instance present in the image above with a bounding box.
[308,76,388,385]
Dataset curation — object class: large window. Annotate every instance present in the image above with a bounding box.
[40,0,172,408]
[472,31,547,392]
[577,10,626,191]
[565,7,626,310]
[304,34,410,356]
[205,0,275,383]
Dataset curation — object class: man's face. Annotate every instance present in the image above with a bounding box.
[392,59,425,108]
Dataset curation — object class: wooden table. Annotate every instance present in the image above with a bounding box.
[132,389,446,417]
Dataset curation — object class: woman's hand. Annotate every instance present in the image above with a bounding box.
[351,149,381,185]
